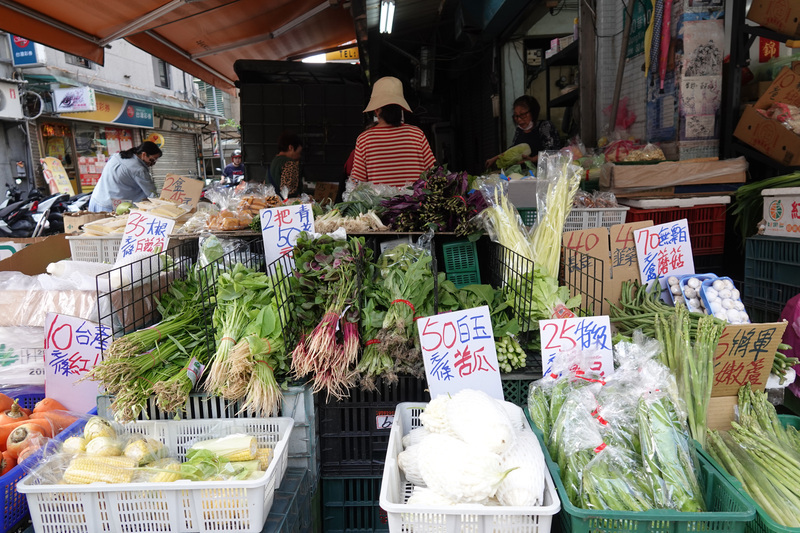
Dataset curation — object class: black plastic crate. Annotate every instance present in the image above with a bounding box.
[318,376,429,476]
[321,476,388,533]
[744,235,800,314]
[96,238,199,347]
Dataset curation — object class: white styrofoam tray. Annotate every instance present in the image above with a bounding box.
[380,402,560,533]
[18,417,293,533]
[621,195,731,209]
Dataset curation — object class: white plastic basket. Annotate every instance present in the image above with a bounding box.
[66,234,123,263]
[563,207,629,232]
[380,402,560,533]
[18,417,293,533]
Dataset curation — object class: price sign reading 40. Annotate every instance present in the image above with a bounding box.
[417,305,503,400]
[44,313,110,413]
[539,316,614,379]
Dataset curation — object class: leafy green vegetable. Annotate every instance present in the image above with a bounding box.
[496,143,532,169]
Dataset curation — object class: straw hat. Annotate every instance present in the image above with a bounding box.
[363,76,411,113]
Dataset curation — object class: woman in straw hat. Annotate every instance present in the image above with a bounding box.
[350,76,436,187]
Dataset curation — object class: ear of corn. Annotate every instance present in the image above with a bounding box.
[62,436,87,455]
[85,436,123,457]
[63,455,137,484]
[190,433,257,461]
[124,437,166,466]
[255,447,273,470]
[149,461,183,482]
[83,416,117,442]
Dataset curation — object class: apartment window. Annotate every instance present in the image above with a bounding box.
[65,53,92,69]
[153,58,171,89]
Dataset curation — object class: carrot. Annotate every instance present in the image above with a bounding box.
[6,422,50,459]
[32,398,68,413]
[0,419,34,452]
[29,411,78,435]
[0,393,12,412]
[0,400,29,425]
[1,450,15,475]
[16,444,42,464]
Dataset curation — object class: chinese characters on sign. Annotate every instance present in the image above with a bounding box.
[417,305,503,400]
[539,316,613,378]
[160,173,204,208]
[261,205,315,266]
[634,219,695,291]
[117,210,175,262]
[712,322,786,396]
[44,313,110,412]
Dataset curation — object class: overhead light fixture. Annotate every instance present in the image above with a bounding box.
[379,0,395,34]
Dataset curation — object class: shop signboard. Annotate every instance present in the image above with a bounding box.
[260,204,314,266]
[539,316,613,379]
[60,92,154,128]
[117,210,175,262]
[54,87,97,113]
[9,35,45,67]
[44,313,109,413]
[417,306,502,400]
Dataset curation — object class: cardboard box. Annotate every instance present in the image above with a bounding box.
[747,0,800,39]
[562,221,653,315]
[314,182,340,203]
[740,81,774,103]
[63,211,114,234]
[761,186,800,237]
[734,67,800,166]
[600,157,747,192]
[0,234,71,275]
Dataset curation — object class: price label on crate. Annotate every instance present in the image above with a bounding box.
[116,210,175,263]
[375,409,395,430]
[44,313,110,413]
[633,219,695,291]
[712,322,787,396]
[539,316,613,378]
[260,204,315,266]
[417,305,503,400]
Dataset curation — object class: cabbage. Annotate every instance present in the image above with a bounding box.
[496,143,532,169]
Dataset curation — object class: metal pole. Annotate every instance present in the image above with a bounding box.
[609,0,636,133]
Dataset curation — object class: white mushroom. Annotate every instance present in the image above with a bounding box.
[688,278,702,289]
[712,279,725,291]
[667,276,680,286]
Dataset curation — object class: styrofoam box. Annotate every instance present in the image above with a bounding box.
[380,402,560,533]
[621,195,731,209]
[18,417,293,533]
[762,187,800,238]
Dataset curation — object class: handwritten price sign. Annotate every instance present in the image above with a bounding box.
[633,219,695,289]
[160,173,203,208]
[44,313,110,413]
[712,322,786,396]
[260,204,314,266]
[539,316,613,378]
[417,305,502,400]
[117,210,175,262]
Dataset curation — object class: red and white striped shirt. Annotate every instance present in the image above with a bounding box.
[350,124,436,187]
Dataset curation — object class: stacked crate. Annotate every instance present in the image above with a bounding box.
[743,235,800,322]
[442,240,481,288]
[318,377,430,533]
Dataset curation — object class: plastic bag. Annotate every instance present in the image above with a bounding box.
[580,446,655,511]
[476,178,536,260]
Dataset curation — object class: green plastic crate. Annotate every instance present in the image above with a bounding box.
[517,207,538,226]
[321,476,388,533]
[501,373,537,407]
[442,240,480,274]
[701,415,800,533]
[523,408,755,533]
[445,270,480,288]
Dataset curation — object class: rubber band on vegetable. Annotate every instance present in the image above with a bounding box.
[254,359,274,372]
[366,339,381,346]
[390,299,415,313]
[593,443,607,453]
[221,336,236,344]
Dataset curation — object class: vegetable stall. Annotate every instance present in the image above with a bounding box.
[1,150,799,533]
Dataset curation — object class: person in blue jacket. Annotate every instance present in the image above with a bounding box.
[88,141,161,212]
[222,149,245,185]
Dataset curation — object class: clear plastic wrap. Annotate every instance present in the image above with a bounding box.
[340,180,402,208]
[580,446,655,511]
[530,151,582,277]
[476,178,535,260]
[636,390,705,512]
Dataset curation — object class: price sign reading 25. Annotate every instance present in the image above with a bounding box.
[539,316,614,379]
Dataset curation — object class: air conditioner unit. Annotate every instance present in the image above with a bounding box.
[0,81,24,120]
